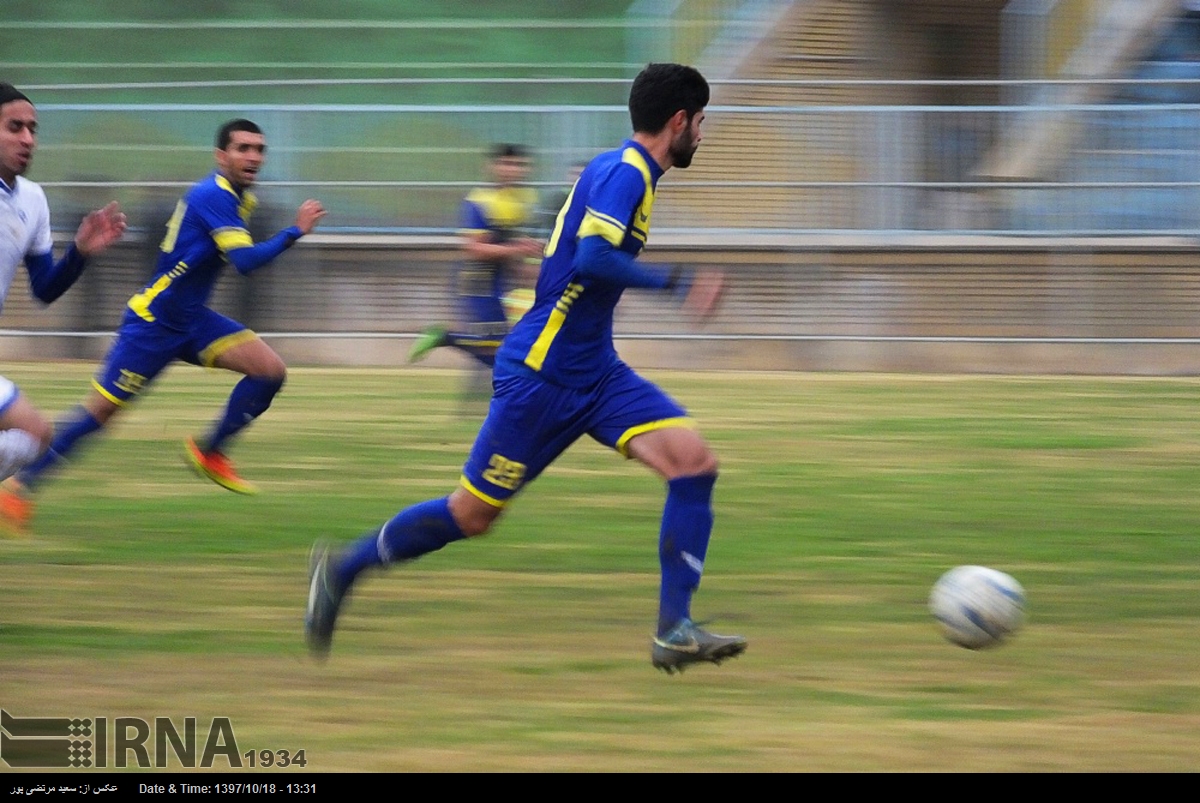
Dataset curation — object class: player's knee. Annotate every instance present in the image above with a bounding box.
[460,516,494,538]
[260,360,287,385]
[459,504,501,537]
[83,396,120,427]
[448,488,502,537]
[676,445,718,479]
[28,418,53,453]
[245,343,286,384]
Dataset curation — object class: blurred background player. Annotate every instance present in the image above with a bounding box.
[408,143,543,405]
[0,119,325,528]
[308,63,744,674]
[537,159,587,238]
[0,83,126,489]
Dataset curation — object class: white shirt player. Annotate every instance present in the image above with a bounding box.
[0,85,125,490]
[0,174,53,314]
[0,174,55,476]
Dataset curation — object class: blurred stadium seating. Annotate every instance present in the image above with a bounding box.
[3,0,1197,236]
[4,1,1200,373]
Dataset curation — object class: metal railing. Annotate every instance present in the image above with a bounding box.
[22,77,1200,238]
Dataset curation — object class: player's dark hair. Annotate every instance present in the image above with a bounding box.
[491,143,529,160]
[216,119,263,150]
[0,83,31,109]
[628,63,709,134]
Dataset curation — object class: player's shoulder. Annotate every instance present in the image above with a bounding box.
[465,183,492,200]
[582,146,624,177]
[11,177,49,232]
[592,143,656,182]
[583,146,654,202]
[13,175,47,206]
[187,172,239,204]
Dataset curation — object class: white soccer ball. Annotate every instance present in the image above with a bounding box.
[929,565,1026,649]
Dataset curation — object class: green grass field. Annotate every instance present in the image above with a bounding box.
[2,363,1199,772]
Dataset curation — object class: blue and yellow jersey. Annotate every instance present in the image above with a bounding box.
[458,185,538,299]
[496,140,667,388]
[127,172,298,331]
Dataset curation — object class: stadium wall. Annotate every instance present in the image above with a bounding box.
[2,235,1199,376]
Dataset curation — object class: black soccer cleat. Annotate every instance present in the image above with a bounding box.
[651,618,747,675]
[305,541,349,661]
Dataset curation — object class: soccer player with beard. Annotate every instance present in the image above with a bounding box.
[307,64,745,674]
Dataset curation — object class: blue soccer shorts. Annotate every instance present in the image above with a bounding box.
[458,294,509,346]
[461,294,507,328]
[91,308,258,406]
[459,360,693,508]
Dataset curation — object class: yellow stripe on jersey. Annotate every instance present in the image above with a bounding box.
[524,282,583,371]
[215,175,257,222]
[127,260,192,321]
[524,306,567,372]
[213,227,254,252]
[460,474,507,508]
[620,147,656,244]
[543,182,577,258]
[215,174,238,198]
[197,328,259,368]
[614,417,696,457]
[578,208,626,246]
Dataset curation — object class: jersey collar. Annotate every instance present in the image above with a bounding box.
[623,139,665,185]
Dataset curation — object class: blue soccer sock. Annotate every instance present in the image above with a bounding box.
[444,333,497,368]
[335,496,467,587]
[16,406,104,491]
[657,474,717,637]
[204,375,284,454]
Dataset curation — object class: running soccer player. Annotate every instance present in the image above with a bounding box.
[0,118,325,527]
[0,83,126,486]
[308,64,746,674]
[408,143,543,375]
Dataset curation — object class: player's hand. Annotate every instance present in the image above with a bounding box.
[294,199,327,234]
[73,201,127,257]
[511,237,544,259]
[682,269,725,320]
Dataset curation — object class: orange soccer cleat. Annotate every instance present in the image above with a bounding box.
[184,437,258,495]
[0,478,34,534]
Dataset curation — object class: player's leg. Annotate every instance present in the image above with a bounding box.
[184,312,285,493]
[590,364,744,671]
[16,388,121,488]
[326,487,498,588]
[8,322,158,499]
[306,374,583,658]
[0,333,151,530]
[457,296,508,369]
[625,426,719,628]
[410,296,504,368]
[197,328,286,455]
[408,324,450,363]
[0,380,52,483]
[628,427,744,672]
[306,486,495,657]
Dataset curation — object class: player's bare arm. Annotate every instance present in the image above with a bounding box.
[463,232,543,262]
[682,268,725,319]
